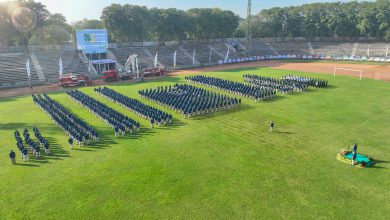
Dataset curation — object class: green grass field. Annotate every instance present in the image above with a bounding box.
[0,67,389,219]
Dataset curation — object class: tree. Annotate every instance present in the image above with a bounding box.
[187,8,239,39]
[72,19,104,30]
[149,8,191,41]
[101,4,150,42]
[0,3,16,47]
[14,0,50,47]
[29,13,72,45]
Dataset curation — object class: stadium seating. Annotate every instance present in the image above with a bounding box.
[34,50,89,82]
[0,40,389,88]
[0,53,39,87]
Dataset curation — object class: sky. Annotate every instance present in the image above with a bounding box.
[5,0,368,23]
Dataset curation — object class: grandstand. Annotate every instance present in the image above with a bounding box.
[0,39,389,88]
[34,51,89,82]
[0,53,39,88]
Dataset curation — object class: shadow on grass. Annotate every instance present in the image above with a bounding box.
[322,85,337,89]
[262,95,287,103]
[153,118,188,131]
[191,104,253,120]
[273,131,296,135]
[87,137,117,149]
[13,163,40,167]
[117,128,157,140]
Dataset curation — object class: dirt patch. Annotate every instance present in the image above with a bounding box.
[1,61,389,98]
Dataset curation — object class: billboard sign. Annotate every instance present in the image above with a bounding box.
[76,29,108,54]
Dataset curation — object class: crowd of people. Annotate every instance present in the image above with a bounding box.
[67,90,140,137]
[33,94,99,146]
[185,75,276,101]
[243,74,308,94]
[139,84,241,118]
[94,87,172,128]
[11,128,49,164]
[13,130,29,162]
[33,127,50,155]
[282,75,328,88]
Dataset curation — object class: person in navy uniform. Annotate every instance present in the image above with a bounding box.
[150,118,155,128]
[352,143,358,154]
[114,127,119,138]
[68,137,74,149]
[352,151,357,166]
[269,121,275,132]
[9,150,16,164]
[22,148,28,162]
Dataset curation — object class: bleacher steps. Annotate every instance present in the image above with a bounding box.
[352,43,359,56]
[179,46,200,65]
[307,42,314,55]
[266,43,279,55]
[207,45,225,59]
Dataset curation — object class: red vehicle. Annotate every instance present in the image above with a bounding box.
[58,73,92,87]
[101,69,132,82]
[143,66,166,77]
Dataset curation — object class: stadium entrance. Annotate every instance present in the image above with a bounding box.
[76,29,116,74]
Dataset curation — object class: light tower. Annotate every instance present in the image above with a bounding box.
[245,0,252,57]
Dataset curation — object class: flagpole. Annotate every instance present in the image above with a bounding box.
[173,50,177,67]
[209,48,212,64]
[193,49,196,66]
[154,52,158,67]
[26,58,32,92]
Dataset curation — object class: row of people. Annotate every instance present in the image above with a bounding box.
[33,127,50,155]
[94,87,172,128]
[185,75,276,101]
[33,94,98,146]
[282,75,328,88]
[67,90,140,137]
[139,84,240,118]
[14,130,29,162]
[243,74,308,94]
[22,129,42,158]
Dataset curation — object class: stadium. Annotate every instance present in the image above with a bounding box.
[0,0,389,219]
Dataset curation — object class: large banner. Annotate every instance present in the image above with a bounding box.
[76,29,108,54]
[218,54,390,65]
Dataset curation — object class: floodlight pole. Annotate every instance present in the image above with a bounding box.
[245,0,252,57]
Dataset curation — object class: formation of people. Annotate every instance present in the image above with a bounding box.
[282,75,328,88]
[185,75,276,101]
[13,130,29,162]
[33,94,99,146]
[33,127,50,155]
[243,74,308,94]
[11,128,50,164]
[94,87,172,128]
[139,84,241,118]
[67,90,140,137]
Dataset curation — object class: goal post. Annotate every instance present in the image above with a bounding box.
[333,67,363,80]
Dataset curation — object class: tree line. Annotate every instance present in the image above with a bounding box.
[0,1,240,47]
[235,0,390,41]
[0,0,389,48]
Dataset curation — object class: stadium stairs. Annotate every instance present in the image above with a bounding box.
[1,40,389,89]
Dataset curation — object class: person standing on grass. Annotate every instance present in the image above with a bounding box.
[114,127,119,138]
[22,148,28,162]
[68,137,74,149]
[150,118,155,128]
[352,143,358,155]
[9,150,16,164]
[269,121,275,132]
[352,151,357,166]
